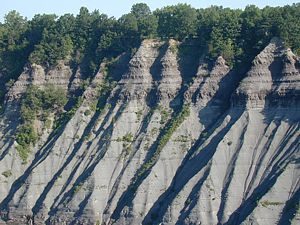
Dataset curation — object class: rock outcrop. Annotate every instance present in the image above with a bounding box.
[0,39,299,225]
[6,62,73,101]
[234,37,300,108]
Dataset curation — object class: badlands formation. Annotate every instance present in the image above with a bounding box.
[0,38,299,224]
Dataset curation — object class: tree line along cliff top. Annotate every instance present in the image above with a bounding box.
[0,3,299,101]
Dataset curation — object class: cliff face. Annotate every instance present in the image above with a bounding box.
[0,38,299,225]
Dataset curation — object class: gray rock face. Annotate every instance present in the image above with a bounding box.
[234,38,300,108]
[118,39,162,100]
[0,39,299,225]
[6,62,73,101]
[157,40,182,104]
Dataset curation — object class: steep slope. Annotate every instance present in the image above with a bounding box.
[0,38,299,225]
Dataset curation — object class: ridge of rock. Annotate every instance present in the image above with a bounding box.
[234,38,300,108]
[0,39,299,225]
[157,40,182,104]
[119,39,162,100]
[6,62,72,101]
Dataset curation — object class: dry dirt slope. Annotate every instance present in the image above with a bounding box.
[0,38,299,225]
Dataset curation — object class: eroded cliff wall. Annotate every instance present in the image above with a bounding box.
[0,38,299,225]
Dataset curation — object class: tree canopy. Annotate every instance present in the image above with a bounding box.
[0,3,299,93]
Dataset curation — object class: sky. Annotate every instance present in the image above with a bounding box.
[0,0,298,22]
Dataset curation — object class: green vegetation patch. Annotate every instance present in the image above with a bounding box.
[135,109,143,121]
[261,200,283,207]
[174,135,189,142]
[2,170,12,178]
[0,3,300,90]
[160,107,170,124]
[117,132,134,143]
[16,85,67,163]
[84,109,92,116]
[156,105,190,154]
[74,182,84,194]
[169,44,178,54]
[135,104,190,180]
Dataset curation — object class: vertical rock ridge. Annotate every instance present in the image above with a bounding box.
[157,40,182,105]
[0,38,299,225]
[119,39,163,101]
[234,37,300,108]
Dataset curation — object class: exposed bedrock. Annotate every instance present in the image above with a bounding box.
[0,39,299,225]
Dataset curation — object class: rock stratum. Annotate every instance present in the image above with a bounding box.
[0,38,299,225]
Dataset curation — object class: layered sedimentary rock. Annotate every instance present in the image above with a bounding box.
[0,38,299,225]
[234,38,300,108]
[6,62,73,101]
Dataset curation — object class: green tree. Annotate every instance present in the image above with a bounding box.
[57,14,76,36]
[131,3,151,20]
[138,15,158,38]
[277,4,300,54]
[1,3,300,86]
[72,7,92,63]
[0,11,29,84]
[155,4,197,40]
[29,28,74,66]
[2,10,27,46]
[117,13,139,50]
[131,3,158,38]
[27,14,57,46]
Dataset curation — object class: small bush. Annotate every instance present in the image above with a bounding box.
[2,170,12,178]
[89,101,98,111]
[16,123,38,147]
[169,44,178,54]
[261,200,283,207]
[174,135,189,142]
[16,85,67,162]
[122,132,133,142]
[84,109,92,116]
[123,143,132,157]
[16,145,30,163]
[160,108,169,124]
[80,78,90,91]
[74,183,83,194]
[150,127,158,136]
[135,109,143,121]
[135,104,190,181]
